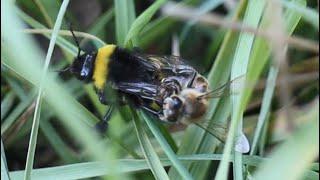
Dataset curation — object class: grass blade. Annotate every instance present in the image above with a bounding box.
[242,0,306,110]
[2,4,124,179]
[253,102,319,180]
[114,0,136,46]
[250,66,278,155]
[8,153,318,179]
[132,111,169,180]
[281,0,319,29]
[23,1,70,179]
[140,111,193,180]
[1,139,10,180]
[1,92,16,121]
[124,0,167,47]
[215,0,266,179]
[1,92,36,135]
[169,1,248,179]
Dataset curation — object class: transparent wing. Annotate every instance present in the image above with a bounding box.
[195,122,227,143]
[195,121,250,153]
[199,75,246,99]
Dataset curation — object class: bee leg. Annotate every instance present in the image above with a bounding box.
[97,90,109,105]
[141,106,161,117]
[95,106,114,134]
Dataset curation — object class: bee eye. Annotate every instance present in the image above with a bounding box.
[172,97,183,110]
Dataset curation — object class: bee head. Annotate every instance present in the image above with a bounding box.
[179,88,208,124]
[161,88,209,124]
[161,95,184,123]
[70,52,96,82]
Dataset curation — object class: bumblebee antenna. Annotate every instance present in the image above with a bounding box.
[69,23,81,57]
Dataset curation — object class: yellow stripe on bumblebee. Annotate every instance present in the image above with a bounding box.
[93,44,116,90]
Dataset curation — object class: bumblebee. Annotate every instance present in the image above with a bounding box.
[63,29,212,122]
[62,30,250,153]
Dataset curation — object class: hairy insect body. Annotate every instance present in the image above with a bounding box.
[67,44,212,124]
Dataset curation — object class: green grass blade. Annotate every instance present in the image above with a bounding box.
[132,111,170,180]
[253,102,319,180]
[1,92,15,121]
[114,0,136,46]
[1,92,36,135]
[23,1,70,179]
[39,118,77,163]
[1,139,10,180]
[32,0,54,27]
[250,66,278,156]
[140,111,193,180]
[242,0,306,110]
[281,0,319,29]
[8,153,318,179]
[87,8,114,35]
[215,0,266,179]
[2,74,28,100]
[124,0,167,47]
[169,1,247,179]
[2,1,124,179]
[180,0,224,43]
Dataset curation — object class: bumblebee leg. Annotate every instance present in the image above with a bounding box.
[95,106,114,134]
[97,90,108,105]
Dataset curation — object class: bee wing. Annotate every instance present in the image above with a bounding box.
[199,75,246,99]
[116,82,159,101]
[194,122,227,143]
[195,121,250,153]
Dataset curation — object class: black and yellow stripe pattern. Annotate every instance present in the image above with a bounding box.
[92,44,116,91]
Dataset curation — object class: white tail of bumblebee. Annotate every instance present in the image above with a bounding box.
[234,132,250,153]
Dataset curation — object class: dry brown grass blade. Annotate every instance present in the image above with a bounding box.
[161,2,319,53]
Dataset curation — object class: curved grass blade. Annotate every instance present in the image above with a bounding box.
[216,0,266,179]
[253,102,319,180]
[132,111,169,180]
[281,0,319,29]
[114,0,136,46]
[1,92,16,121]
[250,66,278,156]
[169,1,248,179]
[2,1,124,180]
[140,111,193,180]
[124,0,167,47]
[8,153,318,179]
[23,1,70,179]
[1,139,10,180]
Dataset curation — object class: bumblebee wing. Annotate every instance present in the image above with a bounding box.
[116,82,159,101]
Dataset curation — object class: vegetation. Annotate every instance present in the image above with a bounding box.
[1,0,318,179]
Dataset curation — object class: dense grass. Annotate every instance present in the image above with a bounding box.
[1,0,319,180]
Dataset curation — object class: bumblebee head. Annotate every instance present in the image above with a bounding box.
[57,25,97,83]
[70,52,96,82]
